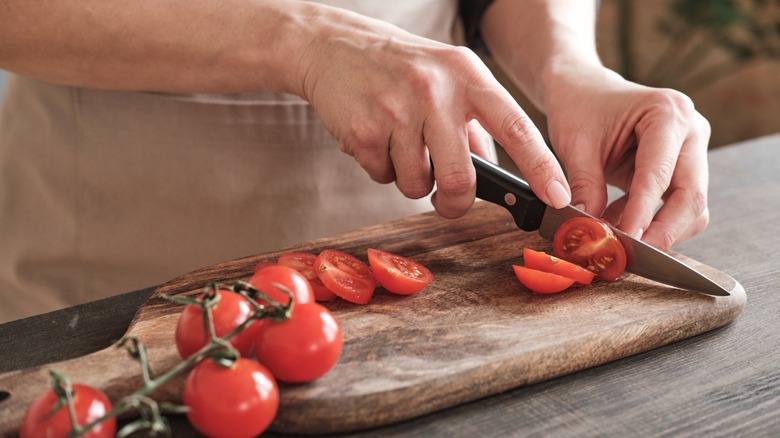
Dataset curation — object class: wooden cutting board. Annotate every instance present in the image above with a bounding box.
[0,202,745,436]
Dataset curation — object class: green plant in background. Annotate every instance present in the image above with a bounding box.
[617,0,780,94]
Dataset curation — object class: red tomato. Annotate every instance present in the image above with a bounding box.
[252,261,276,273]
[254,302,343,383]
[248,264,314,307]
[277,251,338,302]
[184,358,279,438]
[367,248,434,295]
[523,248,595,285]
[552,217,627,282]
[20,383,116,438]
[513,265,576,294]
[314,249,376,304]
[174,289,259,359]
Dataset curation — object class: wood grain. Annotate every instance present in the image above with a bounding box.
[0,202,745,436]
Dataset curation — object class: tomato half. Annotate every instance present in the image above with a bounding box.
[174,289,259,359]
[523,248,594,285]
[277,251,337,302]
[248,264,315,307]
[513,265,576,294]
[254,302,343,383]
[20,383,116,438]
[183,358,279,438]
[314,249,376,304]
[367,248,433,295]
[552,217,627,282]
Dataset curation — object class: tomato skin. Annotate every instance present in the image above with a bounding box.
[314,249,376,304]
[523,248,594,285]
[367,248,434,295]
[20,383,116,438]
[513,265,576,294]
[254,302,343,383]
[252,261,276,273]
[277,251,338,302]
[175,289,259,360]
[248,264,315,307]
[184,358,279,438]
[553,217,627,282]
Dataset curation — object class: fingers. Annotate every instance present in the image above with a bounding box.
[556,136,609,218]
[427,113,476,219]
[468,82,571,209]
[389,127,434,199]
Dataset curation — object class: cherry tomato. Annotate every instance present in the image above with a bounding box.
[513,265,576,294]
[184,358,279,438]
[175,289,259,359]
[553,217,627,282]
[248,264,314,307]
[254,302,342,383]
[523,248,594,285]
[277,251,337,302]
[367,248,434,295]
[252,261,276,273]
[20,383,116,438]
[314,249,376,304]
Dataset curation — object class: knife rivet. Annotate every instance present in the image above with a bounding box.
[504,193,516,206]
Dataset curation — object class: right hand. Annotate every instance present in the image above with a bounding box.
[293,5,571,218]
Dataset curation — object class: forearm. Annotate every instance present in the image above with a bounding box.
[480,0,607,112]
[0,0,327,94]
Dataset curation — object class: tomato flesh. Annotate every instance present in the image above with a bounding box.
[277,251,338,302]
[523,248,594,285]
[20,384,116,438]
[314,249,376,304]
[553,217,627,282]
[184,358,279,438]
[367,248,433,295]
[513,265,576,294]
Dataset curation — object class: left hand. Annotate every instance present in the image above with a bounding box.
[544,66,711,250]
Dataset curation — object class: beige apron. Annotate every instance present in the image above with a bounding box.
[0,1,461,321]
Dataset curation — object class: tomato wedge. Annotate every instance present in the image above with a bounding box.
[367,248,433,295]
[523,248,594,285]
[277,252,338,302]
[553,217,627,282]
[513,265,576,294]
[314,249,376,304]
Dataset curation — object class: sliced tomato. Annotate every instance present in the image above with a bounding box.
[513,265,575,294]
[553,217,627,282]
[277,251,337,302]
[367,248,433,295]
[523,248,594,285]
[314,249,375,304]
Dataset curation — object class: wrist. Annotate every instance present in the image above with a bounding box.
[538,56,621,113]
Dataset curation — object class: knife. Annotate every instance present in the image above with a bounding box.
[470,153,730,296]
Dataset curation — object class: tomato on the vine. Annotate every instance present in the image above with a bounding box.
[252,260,276,273]
[314,249,375,304]
[248,264,315,307]
[553,217,627,282]
[513,265,576,294]
[367,248,433,295]
[174,289,259,359]
[277,251,337,302]
[523,248,594,285]
[183,358,279,438]
[20,383,116,438]
[254,302,343,383]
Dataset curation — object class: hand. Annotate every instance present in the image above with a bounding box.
[544,66,711,250]
[295,6,571,218]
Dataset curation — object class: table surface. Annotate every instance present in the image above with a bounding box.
[2,133,779,437]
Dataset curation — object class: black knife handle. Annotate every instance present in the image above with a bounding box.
[471,153,547,232]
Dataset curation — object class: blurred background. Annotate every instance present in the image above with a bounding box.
[1,0,777,151]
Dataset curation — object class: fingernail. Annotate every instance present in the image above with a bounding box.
[574,203,586,212]
[546,180,571,209]
[632,227,644,240]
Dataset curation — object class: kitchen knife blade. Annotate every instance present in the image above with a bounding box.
[471,153,730,296]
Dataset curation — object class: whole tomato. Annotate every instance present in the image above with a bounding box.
[20,383,116,438]
[175,289,259,359]
[249,264,315,307]
[254,302,343,383]
[184,358,279,438]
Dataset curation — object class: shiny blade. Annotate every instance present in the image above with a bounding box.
[538,205,730,296]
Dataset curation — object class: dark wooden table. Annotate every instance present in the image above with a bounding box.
[2,133,779,437]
